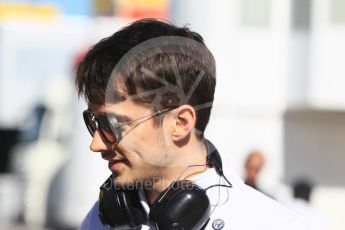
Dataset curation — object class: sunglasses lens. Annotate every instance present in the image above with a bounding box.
[98,119,116,143]
[83,111,117,143]
[83,112,96,136]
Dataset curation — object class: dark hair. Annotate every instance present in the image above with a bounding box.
[293,180,313,202]
[76,18,216,137]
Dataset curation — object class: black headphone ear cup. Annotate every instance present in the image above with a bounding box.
[149,180,211,230]
[98,187,124,227]
[99,186,146,229]
[119,190,147,226]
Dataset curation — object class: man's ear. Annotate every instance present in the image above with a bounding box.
[172,105,196,142]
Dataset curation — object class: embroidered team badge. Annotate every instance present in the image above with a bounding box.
[212,219,225,230]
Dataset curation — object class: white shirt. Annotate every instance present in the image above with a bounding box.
[80,165,312,230]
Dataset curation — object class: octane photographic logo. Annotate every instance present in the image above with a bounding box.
[101,175,199,191]
[105,35,216,167]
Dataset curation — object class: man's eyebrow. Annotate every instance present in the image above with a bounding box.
[108,112,132,122]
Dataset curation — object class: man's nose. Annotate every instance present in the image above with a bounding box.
[90,130,110,152]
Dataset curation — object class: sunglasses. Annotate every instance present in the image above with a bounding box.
[83,108,173,144]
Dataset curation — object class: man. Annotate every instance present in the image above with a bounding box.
[289,180,330,230]
[244,150,265,190]
[76,19,311,229]
[243,151,275,199]
[244,150,273,192]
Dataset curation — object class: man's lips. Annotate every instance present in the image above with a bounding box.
[108,159,129,172]
[101,149,128,172]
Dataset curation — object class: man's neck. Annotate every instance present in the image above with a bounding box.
[144,140,208,204]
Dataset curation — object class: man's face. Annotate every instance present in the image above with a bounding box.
[245,153,264,183]
[87,100,175,188]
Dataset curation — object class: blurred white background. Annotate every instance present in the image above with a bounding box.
[0,0,344,229]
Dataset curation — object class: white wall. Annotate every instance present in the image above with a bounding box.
[309,0,345,108]
[171,0,290,193]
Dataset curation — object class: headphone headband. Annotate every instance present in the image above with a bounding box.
[204,139,223,176]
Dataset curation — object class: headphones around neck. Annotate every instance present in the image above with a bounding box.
[98,139,230,230]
